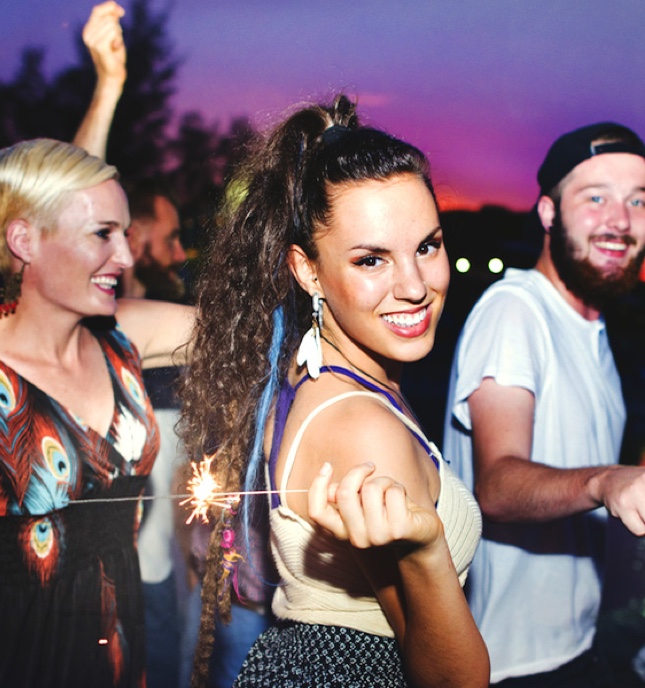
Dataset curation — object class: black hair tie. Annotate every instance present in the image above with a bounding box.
[322,124,352,147]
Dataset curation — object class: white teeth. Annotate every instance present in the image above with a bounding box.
[382,308,426,327]
[594,240,626,252]
[91,276,117,287]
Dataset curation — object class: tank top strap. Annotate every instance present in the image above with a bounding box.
[295,366,434,456]
[278,390,439,507]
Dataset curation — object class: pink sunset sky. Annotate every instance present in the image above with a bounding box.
[3,0,645,211]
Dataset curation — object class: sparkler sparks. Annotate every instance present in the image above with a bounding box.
[180,456,239,524]
[178,456,308,525]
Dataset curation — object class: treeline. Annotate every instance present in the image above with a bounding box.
[0,0,253,235]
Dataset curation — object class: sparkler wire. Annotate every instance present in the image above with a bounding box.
[67,488,307,506]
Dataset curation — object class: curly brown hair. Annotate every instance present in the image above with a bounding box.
[181,94,435,686]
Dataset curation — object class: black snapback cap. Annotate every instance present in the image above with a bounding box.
[537,122,645,196]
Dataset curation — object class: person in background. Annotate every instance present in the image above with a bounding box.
[182,94,489,688]
[124,178,188,688]
[120,179,187,303]
[443,122,645,687]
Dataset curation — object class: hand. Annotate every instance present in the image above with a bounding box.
[308,462,444,551]
[82,1,127,88]
[597,465,645,536]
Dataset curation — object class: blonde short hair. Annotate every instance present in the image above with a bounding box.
[0,139,119,272]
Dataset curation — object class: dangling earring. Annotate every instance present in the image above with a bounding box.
[0,263,25,317]
[296,292,324,379]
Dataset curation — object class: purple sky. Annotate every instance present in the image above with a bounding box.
[3,0,645,210]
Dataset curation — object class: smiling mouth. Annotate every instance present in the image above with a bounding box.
[381,307,427,327]
[91,276,118,288]
[592,234,636,253]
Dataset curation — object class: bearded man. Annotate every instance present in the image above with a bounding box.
[443,122,645,688]
[121,179,188,303]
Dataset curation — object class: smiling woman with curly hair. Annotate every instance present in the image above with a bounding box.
[182,95,489,688]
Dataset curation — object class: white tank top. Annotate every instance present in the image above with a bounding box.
[267,391,482,637]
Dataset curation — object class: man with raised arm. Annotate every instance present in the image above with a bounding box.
[444,122,645,687]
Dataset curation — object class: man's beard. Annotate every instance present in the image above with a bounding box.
[549,207,645,311]
[135,257,186,303]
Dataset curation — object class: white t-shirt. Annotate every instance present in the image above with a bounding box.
[443,268,625,683]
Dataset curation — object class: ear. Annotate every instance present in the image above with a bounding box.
[287,244,323,297]
[5,219,34,264]
[537,196,555,234]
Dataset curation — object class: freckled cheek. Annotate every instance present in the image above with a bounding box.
[323,278,387,323]
[421,259,450,295]
[333,288,378,315]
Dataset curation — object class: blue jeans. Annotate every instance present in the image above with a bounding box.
[143,573,181,688]
[179,584,271,688]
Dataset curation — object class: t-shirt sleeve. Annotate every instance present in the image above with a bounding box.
[450,287,547,432]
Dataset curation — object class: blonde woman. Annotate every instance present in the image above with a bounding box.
[0,139,193,687]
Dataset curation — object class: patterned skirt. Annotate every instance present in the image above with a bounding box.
[233,621,409,687]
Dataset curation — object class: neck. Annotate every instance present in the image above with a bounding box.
[320,334,402,394]
[0,298,89,366]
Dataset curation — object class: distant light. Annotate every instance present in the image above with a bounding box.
[488,258,504,274]
[98,639,108,645]
[455,257,471,273]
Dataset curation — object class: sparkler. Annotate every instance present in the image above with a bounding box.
[180,455,239,524]
[178,455,309,525]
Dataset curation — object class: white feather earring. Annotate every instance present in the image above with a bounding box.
[296,292,324,379]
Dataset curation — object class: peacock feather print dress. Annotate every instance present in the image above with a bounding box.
[0,322,159,688]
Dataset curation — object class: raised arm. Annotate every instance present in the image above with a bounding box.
[116,298,194,368]
[469,377,645,535]
[304,401,489,688]
[73,1,126,158]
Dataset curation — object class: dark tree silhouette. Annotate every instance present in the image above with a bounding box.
[0,48,51,147]
[106,0,178,179]
[0,0,253,211]
[168,113,254,220]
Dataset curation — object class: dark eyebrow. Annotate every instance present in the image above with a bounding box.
[350,225,443,253]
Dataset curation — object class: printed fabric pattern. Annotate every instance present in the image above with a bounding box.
[0,323,159,688]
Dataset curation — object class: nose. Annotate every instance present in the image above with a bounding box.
[173,240,187,264]
[607,200,630,232]
[114,233,134,269]
[392,260,428,303]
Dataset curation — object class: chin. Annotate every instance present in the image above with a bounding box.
[391,338,436,363]
[89,301,118,319]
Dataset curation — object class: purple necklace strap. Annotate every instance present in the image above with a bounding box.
[298,366,438,467]
[312,366,402,409]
